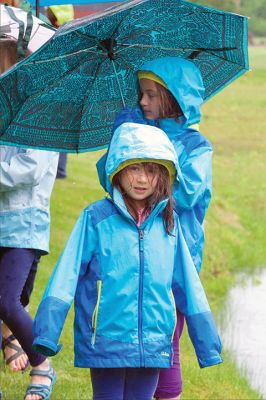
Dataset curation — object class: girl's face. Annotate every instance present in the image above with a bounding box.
[120,163,159,209]
[139,79,161,120]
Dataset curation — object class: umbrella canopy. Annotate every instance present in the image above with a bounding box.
[0,0,249,153]
[0,4,55,56]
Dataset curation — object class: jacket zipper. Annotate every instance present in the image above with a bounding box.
[91,280,102,346]
[138,229,145,366]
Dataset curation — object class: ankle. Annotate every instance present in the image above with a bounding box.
[33,359,49,370]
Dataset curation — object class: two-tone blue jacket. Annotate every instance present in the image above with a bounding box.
[33,123,222,369]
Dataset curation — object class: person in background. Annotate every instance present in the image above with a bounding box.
[46,4,74,28]
[0,35,58,400]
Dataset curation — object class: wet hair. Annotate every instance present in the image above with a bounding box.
[112,162,175,234]
[138,80,183,121]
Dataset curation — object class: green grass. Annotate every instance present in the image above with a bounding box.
[1,46,266,399]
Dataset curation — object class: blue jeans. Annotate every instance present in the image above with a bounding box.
[90,367,160,400]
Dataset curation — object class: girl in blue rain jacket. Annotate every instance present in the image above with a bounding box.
[33,122,221,398]
[96,57,214,399]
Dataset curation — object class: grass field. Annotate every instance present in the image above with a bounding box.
[1,46,266,399]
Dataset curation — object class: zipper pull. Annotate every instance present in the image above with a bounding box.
[139,230,144,251]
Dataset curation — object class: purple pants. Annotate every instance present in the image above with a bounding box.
[154,310,185,399]
[90,367,160,400]
[0,247,46,366]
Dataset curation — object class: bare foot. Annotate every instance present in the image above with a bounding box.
[25,359,54,400]
[2,325,29,372]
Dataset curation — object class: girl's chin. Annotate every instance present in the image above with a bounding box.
[143,112,154,120]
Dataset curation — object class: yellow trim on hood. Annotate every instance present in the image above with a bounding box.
[138,71,167,89]
[110,158,176,184]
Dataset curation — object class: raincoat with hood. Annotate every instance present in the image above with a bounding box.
[138,57,212,273]
[32,123,222,370]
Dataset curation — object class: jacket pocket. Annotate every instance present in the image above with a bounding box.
[91,280,102,346]
[170,289,177,342]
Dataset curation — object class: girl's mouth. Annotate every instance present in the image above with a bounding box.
[134,187,147,193]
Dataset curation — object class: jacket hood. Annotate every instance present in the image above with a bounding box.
[139,57,205,126]
[102,122,179,194]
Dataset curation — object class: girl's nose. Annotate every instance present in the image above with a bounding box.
[137,170,148,182]
[140,94,148,106]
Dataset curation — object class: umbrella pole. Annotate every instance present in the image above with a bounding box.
[36,0,39,18]
[111,60,126,108]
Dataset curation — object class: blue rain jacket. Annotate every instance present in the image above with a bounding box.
[0,146,59,253]
[33,123,222,369]
[140,57,213,272]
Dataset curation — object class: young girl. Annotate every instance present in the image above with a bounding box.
[139,57,212,400]
[33,122,222,400]
[99,57,213,400]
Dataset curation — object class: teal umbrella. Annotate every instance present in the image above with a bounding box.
[0,0,249,153]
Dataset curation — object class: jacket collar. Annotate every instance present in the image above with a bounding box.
[109,188,169,229]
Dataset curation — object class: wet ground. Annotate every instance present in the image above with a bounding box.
[220,270,266,399]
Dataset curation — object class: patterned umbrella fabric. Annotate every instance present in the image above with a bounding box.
[0,0,249,152]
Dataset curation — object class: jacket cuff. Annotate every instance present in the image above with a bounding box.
[198,354,223,368]
[33,337,62,357]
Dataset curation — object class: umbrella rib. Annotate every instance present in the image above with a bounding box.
[71,30,98,42]
[116,43,244,68]
[115,43,237,53]
[109,11,129,39]
[115,54,135,72]
[26,47,103,65]
[200,49,246,67]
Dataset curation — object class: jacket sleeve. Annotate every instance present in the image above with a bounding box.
[0,149,58,192]
[173,139,213,212]
[32,208,96,356]
[172,219,222,368]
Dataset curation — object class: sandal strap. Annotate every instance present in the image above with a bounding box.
[25,367,56,400]
[2,334,16,348]
[24,384,51,400]
[30,365,54,381]
[5,347,25,365]
[2,334,27,366]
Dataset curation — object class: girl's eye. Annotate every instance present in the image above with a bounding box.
[147,167,156,175]
[128,165,140,172]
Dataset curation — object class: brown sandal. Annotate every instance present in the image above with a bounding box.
[2,334,29,372]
